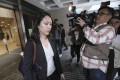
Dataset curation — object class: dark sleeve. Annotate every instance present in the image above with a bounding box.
[23,40,34,80]
[52,39,63,74]
[68,30,74,36]
[62,29,65,37]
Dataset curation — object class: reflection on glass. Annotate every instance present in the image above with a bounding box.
[0,7,21,55]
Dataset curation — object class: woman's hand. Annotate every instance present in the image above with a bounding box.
[60,74,65,80]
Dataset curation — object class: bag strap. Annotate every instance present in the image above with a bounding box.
[95,24,108,32]
[32,41,36,64]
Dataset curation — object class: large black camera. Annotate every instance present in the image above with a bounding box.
[66,8,96,27]
[101,1,110,6]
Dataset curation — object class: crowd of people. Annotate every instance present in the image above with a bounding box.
[22,4,120,80]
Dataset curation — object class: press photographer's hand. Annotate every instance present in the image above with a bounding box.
[76,18,86,27]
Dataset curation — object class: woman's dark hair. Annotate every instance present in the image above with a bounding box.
[31,12,51,41]
[108,16,120,24]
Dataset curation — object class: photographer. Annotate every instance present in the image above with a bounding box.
[77,6,115,80]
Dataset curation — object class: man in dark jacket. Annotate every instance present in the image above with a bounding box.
[60,24,68,50]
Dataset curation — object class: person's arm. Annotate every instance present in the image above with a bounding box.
[76,18,116,44]
[83,25,115,44]
[53,44,63,74]
[23,40,34,80]
[68,27,77,36]
[54,53,65,80]
[52,38,65,80]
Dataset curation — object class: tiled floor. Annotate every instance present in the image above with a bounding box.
[61,46,85,80]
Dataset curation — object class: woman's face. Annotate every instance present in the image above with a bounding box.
[38,16,52,36]
[110,18,120,29]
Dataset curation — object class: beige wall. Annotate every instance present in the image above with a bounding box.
[0,7,14,18]
[48,8,72,34]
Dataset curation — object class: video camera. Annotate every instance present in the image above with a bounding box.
[101,1,110,6]
[66,6,96,27]
[66,1,111,27]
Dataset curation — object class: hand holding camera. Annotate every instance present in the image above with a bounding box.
[76,17,86,27]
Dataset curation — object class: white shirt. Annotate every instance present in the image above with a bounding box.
[42,42,56,76]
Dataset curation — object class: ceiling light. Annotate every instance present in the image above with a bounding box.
[68,4,72,11]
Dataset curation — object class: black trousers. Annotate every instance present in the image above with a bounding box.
[118,68,120,76]
[70,44,81,62]
[47,71,60,80]
[55,39,62,54]
[106,49,119,80]
[61,38,68,49]
[83,68,89,80]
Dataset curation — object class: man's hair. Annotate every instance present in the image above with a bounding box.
[111,16,120,20]
[98,6,115,17]
[54,19,58,22]
[60,24,63,27]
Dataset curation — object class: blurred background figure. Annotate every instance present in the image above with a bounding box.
[51,19,62,57]
[60,24,68,50]
[6,32,10,41]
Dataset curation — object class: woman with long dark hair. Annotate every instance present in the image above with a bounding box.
[23,12,65,80]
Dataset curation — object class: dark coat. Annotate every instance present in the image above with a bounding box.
[23,37,63,80]
[51,24,62,39]
[68,28,85,45]
[61,29,65,38]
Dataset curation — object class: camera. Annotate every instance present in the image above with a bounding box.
[67,7,96,27]
[101,1,110,6]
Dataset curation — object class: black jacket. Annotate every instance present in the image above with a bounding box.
[68,28,85,45]
[23,37,63,80]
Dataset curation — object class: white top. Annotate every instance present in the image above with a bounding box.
[111,35,120,68]
[42,42,56,76]
[110,35,120,49]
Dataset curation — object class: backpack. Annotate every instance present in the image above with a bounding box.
[18,41,38,77]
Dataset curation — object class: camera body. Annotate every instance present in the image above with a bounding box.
[101,1,110,6]
[67,11,95,27]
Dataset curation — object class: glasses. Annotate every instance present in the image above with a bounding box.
[97,12,110,16]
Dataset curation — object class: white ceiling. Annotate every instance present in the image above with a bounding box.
[25,0,120,12]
